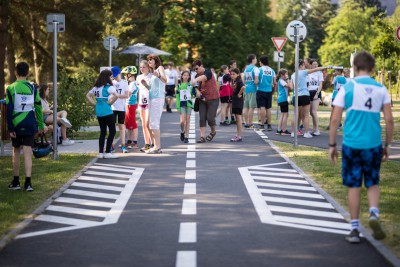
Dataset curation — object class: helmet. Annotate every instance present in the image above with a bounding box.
[121,66,138,75]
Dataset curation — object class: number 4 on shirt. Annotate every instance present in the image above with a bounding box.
[365,97,372,109]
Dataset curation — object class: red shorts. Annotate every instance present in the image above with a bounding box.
[125,104,138,130]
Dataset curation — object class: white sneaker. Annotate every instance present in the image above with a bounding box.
[303,132,313,138]
[62,138,75,146]
[291,132,294,138]
[97,153,104,158]
[312,130,321,136]
[60,118,72,128]
[104,153,119,159]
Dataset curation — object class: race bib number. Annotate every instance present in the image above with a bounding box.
[180,89,191,101]
[309,80,318,86]
[14,93,34,112]
[264,70,272,76]
[244,72,254,82]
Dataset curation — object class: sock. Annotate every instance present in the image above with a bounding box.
[225,116,228,121]
[231,116,235,120]
[13,176,20,184]
[369,207,380,218]
[351,219,359,230]
[25,177,31,185]
[133,141,137,144]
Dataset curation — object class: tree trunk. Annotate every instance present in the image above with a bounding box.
[30,11,40,84]
[6,33,15,83]
[0,0,9,99]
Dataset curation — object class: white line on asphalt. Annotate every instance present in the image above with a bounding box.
[189,139,195,144]
[189,134,196,138]
[54,197,114,208]
[184,183,196,195]
[187,152,196,159]
[249,166,297,172]
[71,182,124,192]
[249,171,303,178]
[93,163,137,170]
[182,199,197,215]
[63,189,120,200]
[35,214,97,227]
[176,251,197,267]
[46,205,108,218]
[273,215,350,230]
[268,205,344,219]
[186,160,196,168]
[185,170,196,180]
[88,165,135,173]
[189,130,196,134]
[263,196,334,209]
[78,176,129,185]
[84,171,132,179]
[254,182,316,191]
[252,176,309,184]
[178,222,197,243]
[187,145,196,151]
[259,188,324,199]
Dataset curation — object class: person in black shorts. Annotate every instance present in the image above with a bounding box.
[230,68,245,142]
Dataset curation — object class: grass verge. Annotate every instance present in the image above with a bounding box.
[272,141,400,258]
[0,154,94,238]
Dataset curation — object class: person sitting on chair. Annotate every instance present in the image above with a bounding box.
[39,84,74,146]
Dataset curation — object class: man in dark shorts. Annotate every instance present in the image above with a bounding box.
[165,62,179,113]
[6,62,45,191]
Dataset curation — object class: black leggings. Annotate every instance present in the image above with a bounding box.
[97,114,116,153]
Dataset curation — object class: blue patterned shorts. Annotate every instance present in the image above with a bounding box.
[341,144,382,188]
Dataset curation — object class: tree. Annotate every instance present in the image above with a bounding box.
[318,0,376,66]
[0,0,9,99]
[303,0,337,59]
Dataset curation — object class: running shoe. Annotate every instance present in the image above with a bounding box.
[276,130,282,135]
[297,130,303,136]
[230,136,242,142]
[140,144,151,152]
[230,120,236,125]
[104,153,119,159]
[62,138,75,146]
[60,118,72,128]
[369,213,386,240]
[258,125,265,131]
[122,146,128,153]
[8,182,21,190]
[312,130,321,136]
[131,143,139,149]
[184,138,189,143]
[345,229,361,244]
[220,121,229,126]
[245,124,254,129]
[180,132,185,141]
[282,130,291,135]
[267,124,273,131]
[97,153,104,158]
[24,183,33,192]
[303,132,313,138]
[146,148,162,154]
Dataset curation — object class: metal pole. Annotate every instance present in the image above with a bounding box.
[52,21,59,160]
[109,38,112,67]
[276,60,280,120]
[294,26,299,148]
[388,71,392,106]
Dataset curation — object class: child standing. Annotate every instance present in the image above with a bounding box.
[176,71,196,143]
[327,68,347,130]
[86,69,120,159]
[121,66,139,149]
[329,51,394,243]
[230,68,245,142]
[217,65,232,126]
[276,69,292,135]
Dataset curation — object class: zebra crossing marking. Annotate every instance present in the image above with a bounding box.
[239,162,351,235]
[16,163,144,239]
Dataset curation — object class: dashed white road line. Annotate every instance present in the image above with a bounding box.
[187,152,196,159]
[178,222,197,243]
[184,183,196,195]
[185,170,196,180]
[186,160,196,168]
[176,251,197,267]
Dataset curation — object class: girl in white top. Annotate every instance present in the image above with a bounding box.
[308,59,324,136]
[39,84,74,145]
[142,54,167,154]
[136,60,153,152]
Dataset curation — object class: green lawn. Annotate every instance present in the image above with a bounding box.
[273,141,400,258]
[0,154,94,238]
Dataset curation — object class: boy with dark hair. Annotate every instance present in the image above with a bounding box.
[6,62,45,191]
[329,51,394,243]
[257,55,276,131]
[243,54,259,128]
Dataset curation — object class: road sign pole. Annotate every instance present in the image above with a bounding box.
[294,25,300,148]
[276,60,280,120]
[52,21,59,160]
[109,38,112,67]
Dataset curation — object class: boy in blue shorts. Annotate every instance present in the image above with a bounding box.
[329,51,394,243]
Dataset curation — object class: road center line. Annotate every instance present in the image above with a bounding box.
[176,251,197,267]
[184,183,196,195]
[182,199,197,215]
[178,222,197,243]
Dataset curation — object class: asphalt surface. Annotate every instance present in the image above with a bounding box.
[0,110,396,267]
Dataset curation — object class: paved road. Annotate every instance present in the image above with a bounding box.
[0,111,396,267]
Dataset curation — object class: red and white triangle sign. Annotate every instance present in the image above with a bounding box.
[271,37,287,52]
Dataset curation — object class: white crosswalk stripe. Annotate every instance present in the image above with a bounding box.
[16,163,144,239]
[239,163,351,235]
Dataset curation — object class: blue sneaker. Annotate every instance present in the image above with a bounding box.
[122,146,128,153]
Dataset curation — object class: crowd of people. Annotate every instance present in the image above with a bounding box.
[5,52,394,247]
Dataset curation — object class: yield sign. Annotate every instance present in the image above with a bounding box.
[271,37,287,52]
